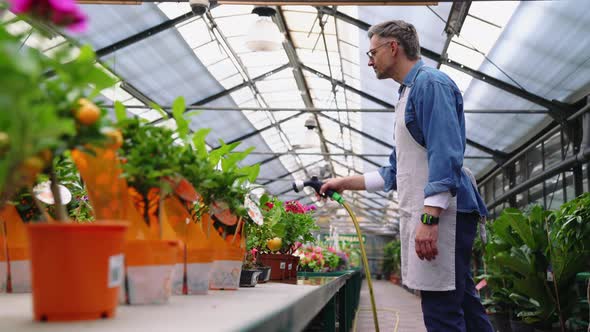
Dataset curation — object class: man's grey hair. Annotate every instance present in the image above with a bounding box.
[368,20,420,61]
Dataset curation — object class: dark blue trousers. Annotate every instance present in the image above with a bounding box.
[420,213,493,332]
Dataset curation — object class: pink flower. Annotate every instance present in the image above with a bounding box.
[304,204,317,212]
[314,247,322,254]
[9,0,87,33]
[285,200,305,214]
[292,241,302,252]
[328,247,336,253]
[264,202,274,210]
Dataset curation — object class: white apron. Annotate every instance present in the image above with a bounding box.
[395,85,458,291]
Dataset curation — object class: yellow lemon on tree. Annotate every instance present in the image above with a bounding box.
[266,237,282,252]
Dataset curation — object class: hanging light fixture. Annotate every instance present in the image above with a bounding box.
[245,6,283,52]
[293,114,321,150]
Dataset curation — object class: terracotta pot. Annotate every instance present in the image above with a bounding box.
[289,255,300,279]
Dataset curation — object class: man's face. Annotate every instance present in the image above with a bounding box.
[367,36,396,80]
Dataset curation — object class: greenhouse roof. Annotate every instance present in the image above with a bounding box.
[5,0,589,235]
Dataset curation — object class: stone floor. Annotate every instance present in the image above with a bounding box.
[354,280,426,332]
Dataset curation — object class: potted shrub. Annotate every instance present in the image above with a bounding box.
[181,130,259,290]
[114,113,186,304]
[0,2,132,321]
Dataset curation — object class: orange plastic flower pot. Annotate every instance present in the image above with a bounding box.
[124,239,180,267]
[123,240,180,304]
[27,222,127,322]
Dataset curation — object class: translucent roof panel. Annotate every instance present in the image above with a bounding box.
[444,2,519,93]
[35,1,590,235]
[469,1,590,103]
[358,4,452,54]
[78,4,168,50]
[99,31,222,105]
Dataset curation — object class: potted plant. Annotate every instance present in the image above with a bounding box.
[382,240,401,284]
[256,196,318,280]
[483,197,590,332]
[298,245,325,272]
[239,249,261,287]
[0,1,130,320]
[3,155,93,293]
[114,112,186,304]
[184,130,259,290]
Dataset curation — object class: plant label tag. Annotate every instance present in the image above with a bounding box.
[475,279,487,291]
[245,196,264,226]
[280,262,286,270]
[288,263,292,271]
[108,254,124,288]
[546,265,553,282]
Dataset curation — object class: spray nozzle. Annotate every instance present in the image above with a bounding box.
[292,176,344,204]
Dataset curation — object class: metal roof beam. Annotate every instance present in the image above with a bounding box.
[438,1,471,69]
[212,110,306,148]
[261,159,325,186]
[274,7,336,178]
[318,109,504,159]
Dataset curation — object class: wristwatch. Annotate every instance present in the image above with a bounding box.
[420,213,439,225]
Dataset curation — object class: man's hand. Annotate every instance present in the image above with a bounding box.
[415,223,438,261]
[318,178,346,201]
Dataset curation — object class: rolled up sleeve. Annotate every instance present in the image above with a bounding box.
[363,147,397,193]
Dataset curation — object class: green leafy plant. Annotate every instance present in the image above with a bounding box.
[383,240,401,276]
[53,154,93,222]
[0,13,117,220]
[117,117,183,197]
[278,200,318,254]
[184,119,260,220]
[247,195,287,253]
[483,198,590,330]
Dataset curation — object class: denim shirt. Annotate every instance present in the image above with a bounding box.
[378,60,488,217]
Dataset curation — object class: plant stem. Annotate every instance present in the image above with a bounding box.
[50,166,69,222]
[545,214,564,332]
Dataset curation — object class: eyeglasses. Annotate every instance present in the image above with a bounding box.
[366,40,399,60]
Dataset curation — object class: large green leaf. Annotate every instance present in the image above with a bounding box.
[172,96,189,140]
[114,101,127,123]
[192,128,211,160]
[503,208,537,249]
